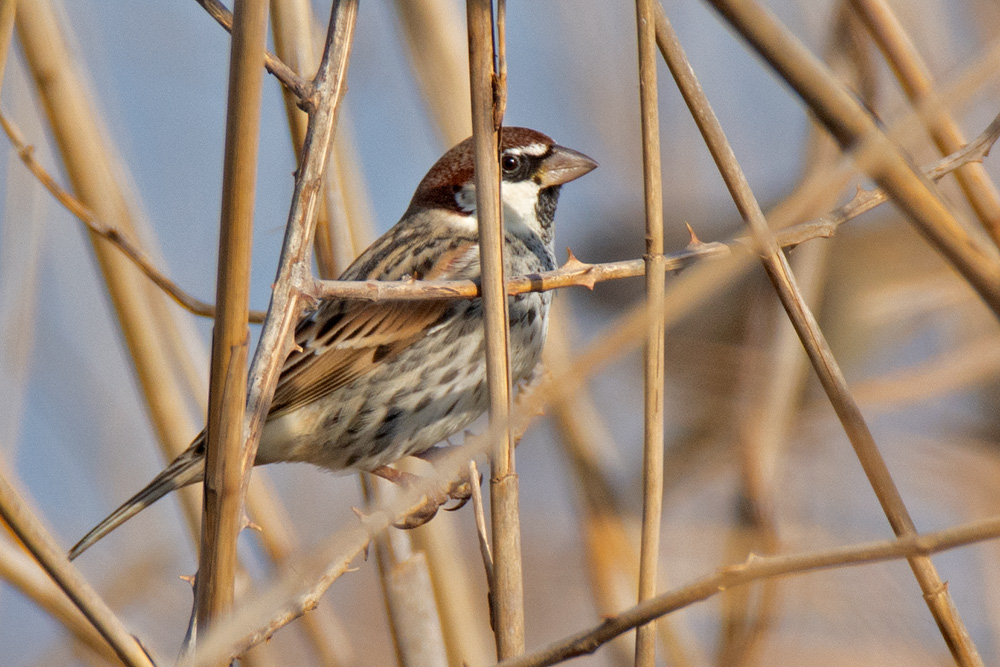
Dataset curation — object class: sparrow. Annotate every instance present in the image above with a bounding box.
[69,127,597,560]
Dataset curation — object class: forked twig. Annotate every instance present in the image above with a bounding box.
[194,0,313,103]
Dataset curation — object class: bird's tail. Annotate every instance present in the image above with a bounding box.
[69,434,207,561]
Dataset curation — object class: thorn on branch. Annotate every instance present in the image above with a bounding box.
[684,222,703,248]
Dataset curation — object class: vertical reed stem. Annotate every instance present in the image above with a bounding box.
[467,0,524,657]
[635,0,666,664]
[195,0,269,643]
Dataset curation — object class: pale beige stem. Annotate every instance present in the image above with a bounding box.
[194,0,269,645]
[634,0,667,665]
[466,0,524,658]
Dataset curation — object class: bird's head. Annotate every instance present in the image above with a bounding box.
[405,127,598,243]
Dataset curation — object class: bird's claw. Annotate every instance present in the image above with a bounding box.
[394,466,482,528]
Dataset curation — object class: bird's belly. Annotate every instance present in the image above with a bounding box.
[258,293,549,473]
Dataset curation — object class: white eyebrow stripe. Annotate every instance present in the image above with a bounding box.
[505,143,548,157]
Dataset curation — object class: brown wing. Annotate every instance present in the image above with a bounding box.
[268,240,478,419]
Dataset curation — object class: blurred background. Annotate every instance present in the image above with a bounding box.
[2,0,1000,664]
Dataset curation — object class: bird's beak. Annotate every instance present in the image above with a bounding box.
[537,145,598,188]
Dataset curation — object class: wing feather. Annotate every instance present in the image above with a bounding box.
[268,240,478,419]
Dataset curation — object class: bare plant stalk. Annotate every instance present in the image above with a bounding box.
[7,101,995,322]
[719,10,873,660]
[0,0,14,95]
[16,0,205,546]
[634,0,666,665]
[386,550,450,666]
[0,538,120,662]
[850,0,1000,246]
[271,2,436,660]
[0,467,153,667]
[656,2,982,663]
[175,3,358,662]
[186,442,486,665]
[546,312,694,667]
[392,4,498,662]
[703,0,1000,317]
[498,515,1000,667]
[267,0,360,662]
[234,0,357,539]
[467,0,524,658]
[362,476,449,666]
[195,0,270,643]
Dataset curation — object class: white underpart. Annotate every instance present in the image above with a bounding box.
[454,180,544,239]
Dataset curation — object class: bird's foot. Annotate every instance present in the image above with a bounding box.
[370,463,481,529]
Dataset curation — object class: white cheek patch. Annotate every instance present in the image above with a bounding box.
[451,176,544,238]
[441,208,478,234]
[501,180,543,236]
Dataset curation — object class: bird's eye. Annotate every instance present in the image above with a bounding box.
[501,154,521,173]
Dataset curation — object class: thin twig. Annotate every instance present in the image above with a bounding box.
[546,311,694,666]
[0,111,267,323]
[185,440,488,666]
[265,0,361,662]
[497,515,1000,667]
[194,1,358,661]
[719,11,873,661]
[660,2,982,663]
[6,100,996,327]
[469,460,494,590]
[393,3,498,662]
[305,107,1000,303]
[634,0,667,664]
[270,0,338,279]
[237,0,357,511]
[0,468,154,667]
[194,0,313,103]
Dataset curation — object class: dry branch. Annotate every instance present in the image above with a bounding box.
[0,112,268,321]
[498,515,1000,667]
[850,0,1000,246]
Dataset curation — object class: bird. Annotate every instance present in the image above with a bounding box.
[69,127,597,560]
